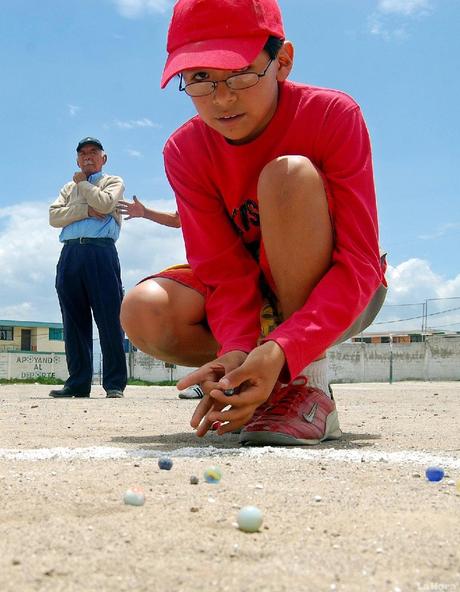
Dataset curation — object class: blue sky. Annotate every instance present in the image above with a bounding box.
[0,0,459,333]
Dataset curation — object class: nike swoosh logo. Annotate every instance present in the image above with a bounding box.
[303,403,318,424]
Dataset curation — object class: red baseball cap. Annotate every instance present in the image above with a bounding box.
[161,0,285,88]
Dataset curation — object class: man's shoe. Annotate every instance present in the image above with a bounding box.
[239,376,342,446]
[178,385,204,399]
[49,387,90,398]
[106,389,124,398]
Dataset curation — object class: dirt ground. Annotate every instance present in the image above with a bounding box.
[0,381,459,592]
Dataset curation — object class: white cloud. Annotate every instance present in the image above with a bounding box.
[1,205,458,334]
[0,202,62,322]
[418,222,460,241]
[368,0,433,39]
[114,117,160,129]
[118,199,185,287]
[370,258,460,333]
[112,0,171,18]
[0,301,34,320]
[384,257,460,303]
[385,258,441,302]
[377,0,432,16]
[0,200,185,323]
[367,15,407,40]
[126,148,143,158]
[68,104,80,117]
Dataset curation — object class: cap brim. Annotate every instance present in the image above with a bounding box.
[77,142,103,152]
[161,35,268,88]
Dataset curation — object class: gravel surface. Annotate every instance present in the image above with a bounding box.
[0,381,459,592]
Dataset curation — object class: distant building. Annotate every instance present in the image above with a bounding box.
[352,330,460,344]
[0,320,65,353]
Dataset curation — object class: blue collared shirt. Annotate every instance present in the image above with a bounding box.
[59,172,120,242]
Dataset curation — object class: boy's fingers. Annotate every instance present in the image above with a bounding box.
[177,363,226,391]
[191,399,227,437]
[218,365,252,392]
[208,388,243,406]
[208,401,254,425]
[217,418,246,435]
[213,407,256,435]
[195,417,214,437]
[177,368,215,390]
[190,396,211,427]
[177,372,203,391]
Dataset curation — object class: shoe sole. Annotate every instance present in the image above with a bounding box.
[178,394,202,399]
[106,394,124,398]
[49,394,90,398]
[239,410,342,446]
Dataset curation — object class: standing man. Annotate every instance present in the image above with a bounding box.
[49,137,127,398]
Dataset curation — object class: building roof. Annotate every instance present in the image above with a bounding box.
[0,320,63,329]
[357,330,460,337]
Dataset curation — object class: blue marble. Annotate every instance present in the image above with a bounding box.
[425,466,445,482]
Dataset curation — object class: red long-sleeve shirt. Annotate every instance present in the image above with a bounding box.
[164,81,386,380]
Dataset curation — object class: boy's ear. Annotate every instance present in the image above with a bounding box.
[276,41,294,82]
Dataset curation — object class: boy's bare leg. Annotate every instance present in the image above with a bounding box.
[228,155,337,442]
[258,155,333,322]
[120,278,218,366]
[188,155,335,435]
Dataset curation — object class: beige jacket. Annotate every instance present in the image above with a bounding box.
[49,174,124,228]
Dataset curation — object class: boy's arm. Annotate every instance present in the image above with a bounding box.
[164,147,263,356]
[118,196,181,227]
[143,208,181,227]
[265,105,385,381]
[49,182,89,228]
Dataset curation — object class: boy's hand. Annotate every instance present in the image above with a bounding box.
[117,195,146,220]
[185,342,286,437]
[176,350,248,437]
[208,341,286,435]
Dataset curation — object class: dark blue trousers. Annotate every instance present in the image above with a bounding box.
[55,241,127,393]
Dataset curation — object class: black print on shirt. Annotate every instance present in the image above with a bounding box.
[231,199,260,235]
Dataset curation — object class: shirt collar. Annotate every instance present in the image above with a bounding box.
[87,172,103,184]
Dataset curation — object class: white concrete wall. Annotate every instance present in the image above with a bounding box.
[2,335,459,383]
[127,351,192,383]
[0,351,191,383]
[0,353,69,381]
[328,336,460,383]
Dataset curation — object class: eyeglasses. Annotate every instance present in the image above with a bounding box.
[179,59,273,97]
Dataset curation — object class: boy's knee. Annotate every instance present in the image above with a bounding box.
[258,155,321,200]
[121,282,169,339]
[121,287,143,341]
[121,280,190,360]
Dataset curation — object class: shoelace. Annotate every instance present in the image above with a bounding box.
[262,376,310,417]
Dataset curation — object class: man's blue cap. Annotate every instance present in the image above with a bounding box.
[77,137,104,152]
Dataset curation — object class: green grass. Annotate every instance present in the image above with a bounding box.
[0,377,177,387]
[127,379,177,386]
[0,376,65,385]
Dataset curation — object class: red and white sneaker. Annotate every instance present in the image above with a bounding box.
[239,376,342,446]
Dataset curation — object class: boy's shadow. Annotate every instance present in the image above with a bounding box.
[111,431,238,450]
[110,430,380,451]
